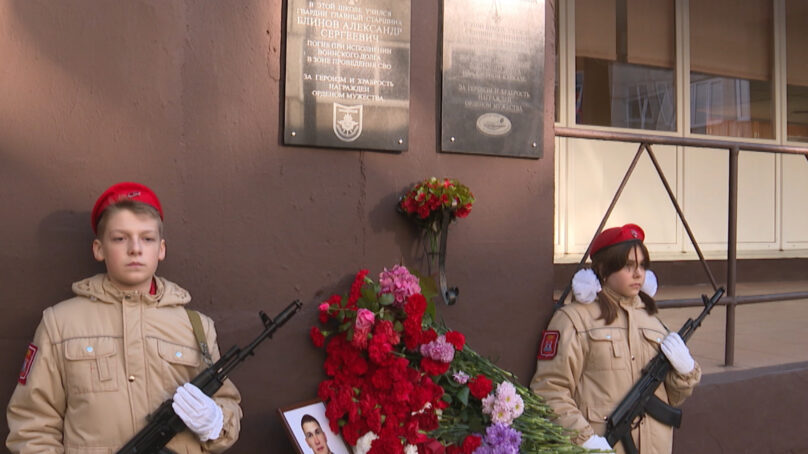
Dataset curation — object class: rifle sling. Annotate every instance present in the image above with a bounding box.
[185,309,214,366]
[645,394,682,428]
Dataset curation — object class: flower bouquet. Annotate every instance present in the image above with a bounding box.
[399,177,474,234]
[310,265,586,453]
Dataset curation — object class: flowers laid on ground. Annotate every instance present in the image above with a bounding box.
[399,177,474,233]
[311,265,586,453]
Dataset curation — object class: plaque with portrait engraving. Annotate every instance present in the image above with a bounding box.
[441,0,545,158]
[284,0,410,151]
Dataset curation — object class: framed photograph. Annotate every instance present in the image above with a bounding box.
[278,399,352,454]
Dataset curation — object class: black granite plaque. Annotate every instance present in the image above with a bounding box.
[284,0,410,151]
[441,0,545,158]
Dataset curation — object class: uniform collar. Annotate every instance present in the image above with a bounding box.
[602,286,643,310]
[101,275,163,305]
[72,273,192,307]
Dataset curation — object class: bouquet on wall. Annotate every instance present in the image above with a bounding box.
[310,265,586,454]
[399,177,475,234]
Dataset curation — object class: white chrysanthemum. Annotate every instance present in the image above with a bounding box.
[481,393,496,414]
[404,444,418,454]
[354,431,378,454]
[642,270,658,296]
[572,269,601,304]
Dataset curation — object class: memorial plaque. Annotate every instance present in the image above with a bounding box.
[441,0,545,158]
[284,0,410,151]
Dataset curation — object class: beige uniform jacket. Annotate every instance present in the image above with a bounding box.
[6,274,242,454]
[530,288,701,454]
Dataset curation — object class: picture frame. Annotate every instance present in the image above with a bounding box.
[278,399,352,454]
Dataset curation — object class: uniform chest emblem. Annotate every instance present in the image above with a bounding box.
[18,343,39,385]
[537,330,560,360]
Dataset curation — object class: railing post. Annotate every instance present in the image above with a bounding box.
[725,146,739,367]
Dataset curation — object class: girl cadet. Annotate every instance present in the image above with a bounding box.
[530,224,700,453]
[7,182,242,453]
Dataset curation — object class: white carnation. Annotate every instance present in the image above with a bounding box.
[354,431,378,454]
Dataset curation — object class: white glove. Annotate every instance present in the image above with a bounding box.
[661,332,695,374]
[582,434,613,451]
[172,383,223,441]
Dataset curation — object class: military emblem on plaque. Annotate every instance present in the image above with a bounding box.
[333,103,363,142]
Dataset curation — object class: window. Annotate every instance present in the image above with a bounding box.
[689,0,774,139]
[574,0,675,131]
[786,0,808,142]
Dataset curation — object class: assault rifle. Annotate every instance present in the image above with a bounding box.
[604,288,724,454]
[117,300,303,454]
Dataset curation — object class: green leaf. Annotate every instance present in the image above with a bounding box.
[361,286,376,303]
[457,385,470,406]
[378,292,395,306]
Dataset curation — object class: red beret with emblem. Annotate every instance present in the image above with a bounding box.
[91,182,163,233]
[590,223,645,256]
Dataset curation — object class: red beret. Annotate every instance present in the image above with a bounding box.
[590,223,645,256]
[91,182,163,233]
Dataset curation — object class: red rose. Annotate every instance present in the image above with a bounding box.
[468,374,493,400]
[422,439,446,454]
[445,331,465,351]
[455,203,472,218]
[310,327,325,348]
[401,197,417,213]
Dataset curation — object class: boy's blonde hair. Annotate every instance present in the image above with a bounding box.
[95,200,164,239]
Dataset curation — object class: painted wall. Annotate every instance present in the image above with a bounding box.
[0,0,557,451]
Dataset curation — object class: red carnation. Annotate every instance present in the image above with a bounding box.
[421,328,438,344]
[403,317,423,350]
[341,422,361,446]
[446,435,481,454]
[405,293,427,317]
[370,434,405,454]
[445,331,465,351]
[348,269,369,307]
[424,439,447,454]
[420,357,450,376]
[310,327,325,348]
[468,374,493,400]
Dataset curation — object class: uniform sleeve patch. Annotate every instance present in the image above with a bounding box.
[18,343,38,385]
[537,330,560,360]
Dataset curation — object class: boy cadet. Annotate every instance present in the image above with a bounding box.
[6,182,242,453]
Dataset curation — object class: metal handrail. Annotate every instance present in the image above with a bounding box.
[555,126,808,366]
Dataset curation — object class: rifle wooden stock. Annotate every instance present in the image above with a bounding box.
[116,300,303,454]
[604,288,724,454]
